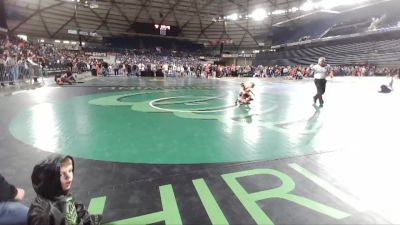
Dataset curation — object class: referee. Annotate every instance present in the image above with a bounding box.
[311,57,333,107]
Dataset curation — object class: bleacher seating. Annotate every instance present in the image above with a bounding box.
[104,36,204,52]
[254,36,400,67]
[271,20,333,46]
[323,20,370,37]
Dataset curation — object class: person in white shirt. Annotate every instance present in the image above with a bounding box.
[310,57,333,107]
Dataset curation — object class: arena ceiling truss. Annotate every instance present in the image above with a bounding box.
[5,0,307,50]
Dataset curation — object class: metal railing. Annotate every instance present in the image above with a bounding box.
[0,62,44,86]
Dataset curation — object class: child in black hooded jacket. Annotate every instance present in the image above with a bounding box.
[28,155,101,225]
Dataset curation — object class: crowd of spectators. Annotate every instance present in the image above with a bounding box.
[0,35,90,85]
[1,35,399,85]
[251,64,400,79]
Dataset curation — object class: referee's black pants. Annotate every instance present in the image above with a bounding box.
[314,78,327,105]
